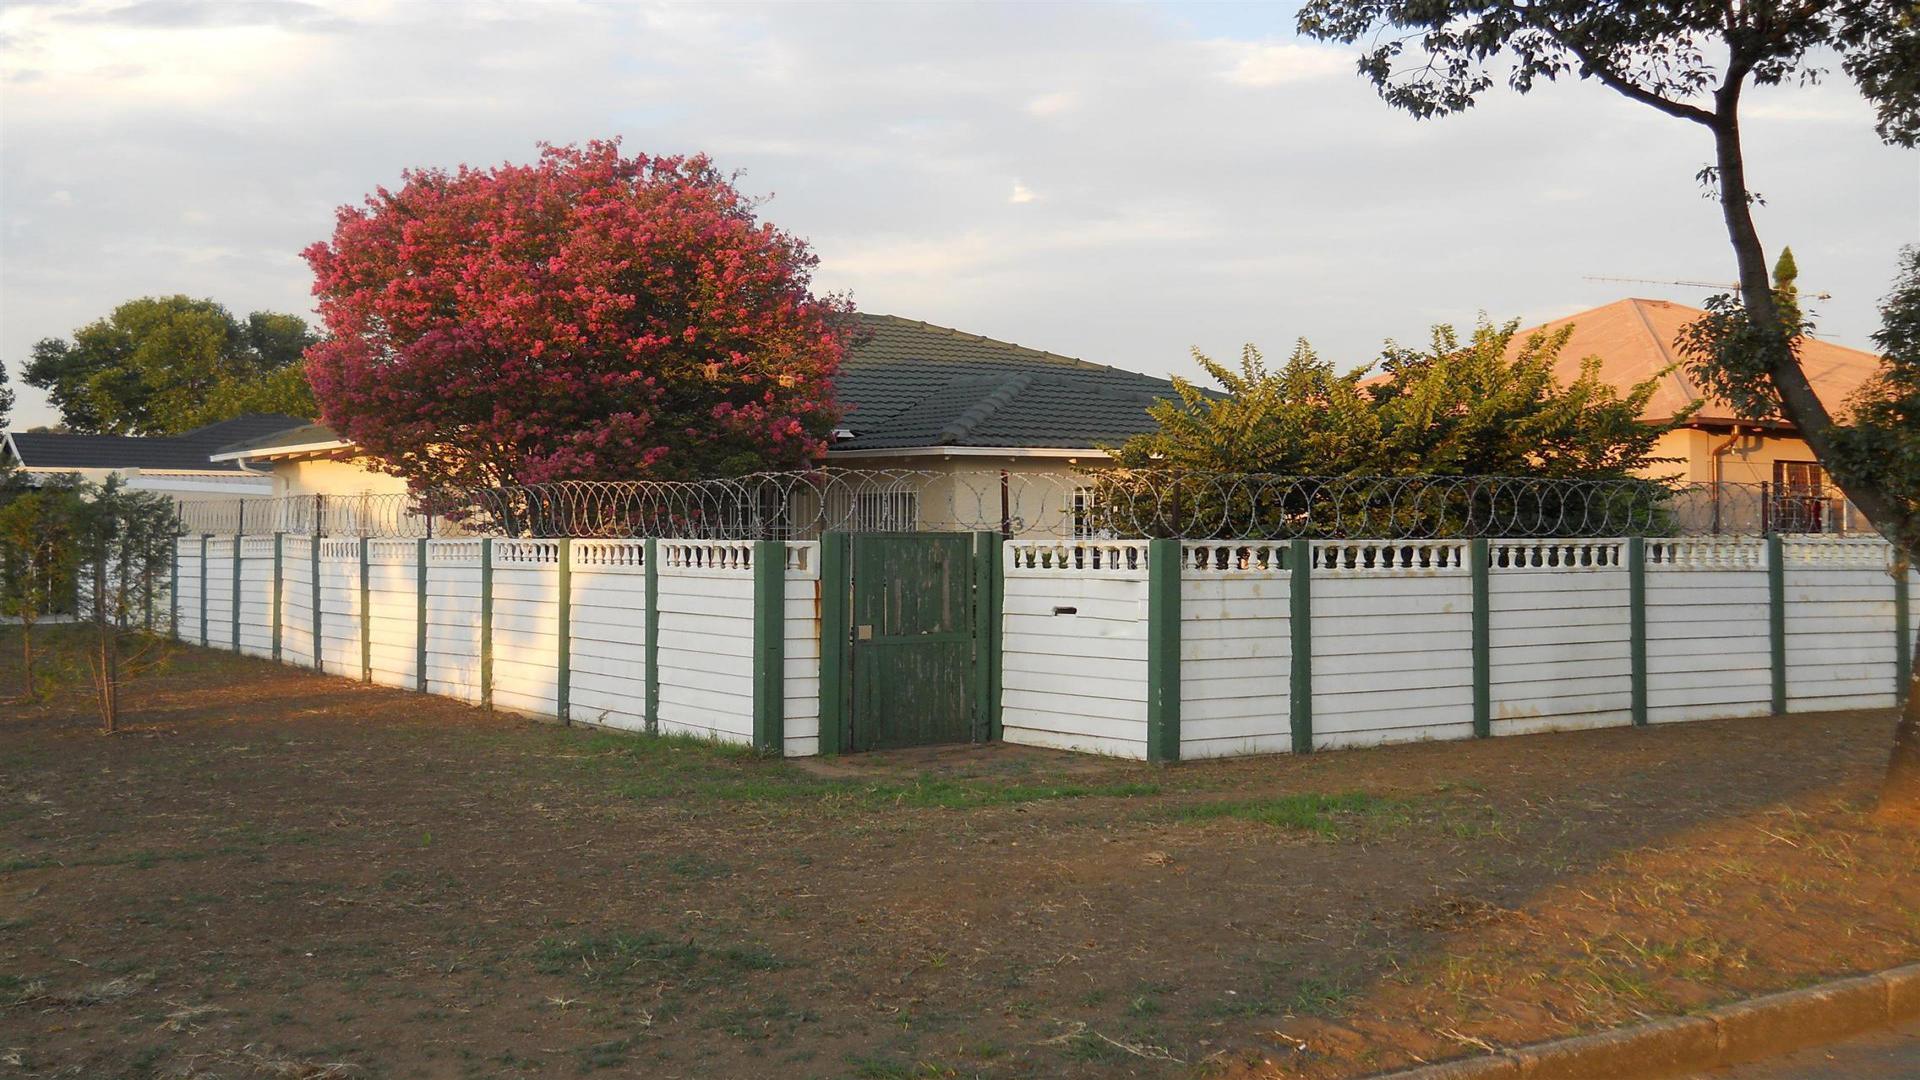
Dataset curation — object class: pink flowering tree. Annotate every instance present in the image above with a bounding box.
[303,141,850,489]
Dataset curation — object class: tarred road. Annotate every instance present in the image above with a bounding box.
[1690,1021,1920,1078]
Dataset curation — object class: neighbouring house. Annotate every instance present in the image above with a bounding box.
[2,413,302,508]
[1528,298,1884,532]
[207,314,1184,532]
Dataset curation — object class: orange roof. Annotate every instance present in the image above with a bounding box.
[1520,298,1884,428]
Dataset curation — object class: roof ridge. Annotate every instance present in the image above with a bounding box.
[857,312,1129,375]
[1626,297,1701,404]
[936,370,1034,445]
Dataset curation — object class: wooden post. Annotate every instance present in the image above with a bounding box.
[1145,538,1182,763]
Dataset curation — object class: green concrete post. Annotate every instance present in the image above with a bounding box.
[416,538,429,693]
[272,533,284,662]
[1470,538,1490,739]
[1289,539,1314,754]
[1767,533,1787,714]
[644,537,660,735]
[480,538,494,711]
[751,539,785,753]
[817,534,848,754]
[1146,538,1182,763]
[1628,537,1648,726]
[556,539,571,723]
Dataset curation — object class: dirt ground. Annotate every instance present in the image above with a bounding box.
[3,628,1918,1080]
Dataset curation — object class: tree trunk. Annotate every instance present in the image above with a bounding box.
[19,619,33,702]
[1709,104,1920,820]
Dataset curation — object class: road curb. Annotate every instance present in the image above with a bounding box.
[1369,962,1920,1080]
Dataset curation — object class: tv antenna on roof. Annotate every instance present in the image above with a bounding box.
[1583,275,1832,301]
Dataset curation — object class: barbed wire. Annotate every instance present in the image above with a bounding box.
[169,469,1868,541]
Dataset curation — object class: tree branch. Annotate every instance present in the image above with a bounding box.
[1557,36,1718,125]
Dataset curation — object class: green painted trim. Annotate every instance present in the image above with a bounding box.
[311,537,322,672]
[751,539,786,754]
[272,533,284,662]
[817,533,850,755]
[1895,566,1911,705]
[169,540,179,641]
[231,534,243,652]
[1469,538,1490,739]
[973,531,1004,743]
[644,537,660,735]
[416,539,429,693]
[1766,533,1786,713]
[1628,537,1648,726]
[359,538,371,683]
[480,539,494,711]
[199,535,209,648]
[1289,539,1314,754]
[556,539,571,723]
[1145,538,1182,763]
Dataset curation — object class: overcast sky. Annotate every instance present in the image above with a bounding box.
[2,0,1914,430]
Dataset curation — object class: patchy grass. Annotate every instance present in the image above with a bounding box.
[1163,791,1399,835]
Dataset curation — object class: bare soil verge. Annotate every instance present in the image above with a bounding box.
[2,628,1916,1079]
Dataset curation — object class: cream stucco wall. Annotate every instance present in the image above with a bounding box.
[267,457,411,498]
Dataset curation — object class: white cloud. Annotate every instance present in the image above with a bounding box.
[1008,181,1037,204]
[1025,90,1079,117]
[1214,40,1354,87]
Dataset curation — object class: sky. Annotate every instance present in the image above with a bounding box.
[1,0,1915,431]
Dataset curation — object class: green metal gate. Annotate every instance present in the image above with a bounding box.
[846,532,979,751]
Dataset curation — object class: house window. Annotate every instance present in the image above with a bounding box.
[853,491,919,532]
[1070,489,1110,539]
[1771,460,1828,533]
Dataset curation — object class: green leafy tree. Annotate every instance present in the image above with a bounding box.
[23,296,319,435]
[0,357,13,430]
[1773,247,1803,332]
[1112,318,1669,477]
[0,487,81,702]
[1104,319,1673,538]
[71,478,179,732]
[1295,0,1920,817]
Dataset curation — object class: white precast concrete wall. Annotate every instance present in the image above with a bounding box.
[1488,540,1633,735]
[204,537,234,650]
[364,540,419,690]
[1783,537,1899,712]
[236,536,276,658]
[782,543,823,758]
[174,538,203,644]
[159,530,1911,762]
[1311,541,1475,749]
[1179,542,1292,759]
[654,541,756,744]
[1001,542,1152,759]
[281,536,315,668]
[1645,538,1772,723]
[568,540,649,732]
[316,539,362,679]
[425,540,484,703]
[490,540,561,718]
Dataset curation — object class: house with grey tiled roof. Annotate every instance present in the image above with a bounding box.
[2,414,297,501]
[210,315,1181,491]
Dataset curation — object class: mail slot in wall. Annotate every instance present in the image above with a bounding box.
[1052,606,1077,616]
